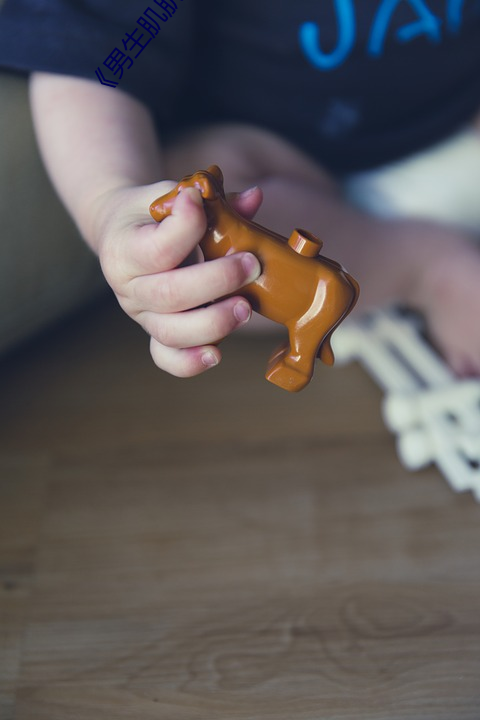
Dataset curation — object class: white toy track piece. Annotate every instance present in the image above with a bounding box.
[332,307,480,500]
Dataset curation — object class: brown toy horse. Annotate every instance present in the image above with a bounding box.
[150,165,359,392]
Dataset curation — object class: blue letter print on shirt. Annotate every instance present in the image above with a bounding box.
[369,0,441,55]
[446,0,465,32]
[299,0,466,70]
[298,0,355,70]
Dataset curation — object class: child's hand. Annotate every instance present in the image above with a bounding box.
[92,182,263,377]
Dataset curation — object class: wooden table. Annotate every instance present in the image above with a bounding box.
[1,298,479,719]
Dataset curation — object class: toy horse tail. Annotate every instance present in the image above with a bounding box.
[317,271,360,366]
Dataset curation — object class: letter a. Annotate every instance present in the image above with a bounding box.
[368,0,441,57]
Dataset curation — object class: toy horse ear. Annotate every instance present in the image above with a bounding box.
[195,173,218,200]
[207,165,224,185]
[190,166,224,200]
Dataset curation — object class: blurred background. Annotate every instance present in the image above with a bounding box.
[1,71,480,720]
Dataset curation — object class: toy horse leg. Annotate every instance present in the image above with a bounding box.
[265,275,359,391]
[265,322,321,392]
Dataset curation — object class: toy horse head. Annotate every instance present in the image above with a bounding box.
[176,164,226,200]
[149,165,226,221]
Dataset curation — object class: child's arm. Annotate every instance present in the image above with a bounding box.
[29,73,261,377]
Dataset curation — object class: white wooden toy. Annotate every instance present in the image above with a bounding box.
[332,307,480,500]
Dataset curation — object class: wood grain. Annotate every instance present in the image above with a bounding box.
[1,297,479,719]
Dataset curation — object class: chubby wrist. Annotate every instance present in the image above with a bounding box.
[83,184,133,253]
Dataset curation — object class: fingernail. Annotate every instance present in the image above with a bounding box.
[241,252,261,282]
[234,300,251,324]
[240,185,259,197]
[201,350,218,368]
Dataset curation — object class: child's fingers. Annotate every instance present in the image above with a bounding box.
[226,186,263,220]
[149,337,222,378]
[449,353,480,378]
[139,296,252,349]
[125,188,208,277]
[128,251,261,314]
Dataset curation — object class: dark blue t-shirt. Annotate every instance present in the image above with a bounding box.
[1,0,480,174]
